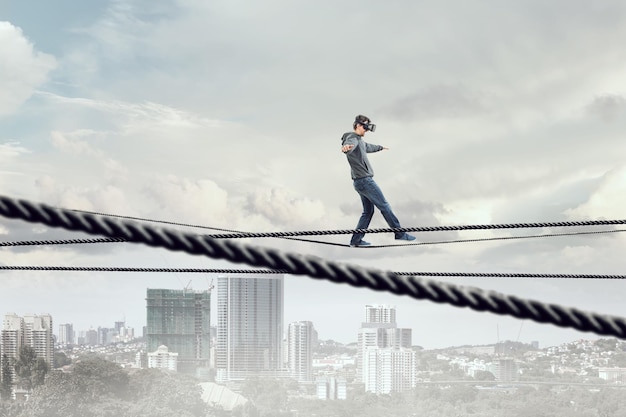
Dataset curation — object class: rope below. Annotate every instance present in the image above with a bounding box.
[68,208,626,239]
[2,229,623,250]
[203,220,626,239]
[1,195,625,339]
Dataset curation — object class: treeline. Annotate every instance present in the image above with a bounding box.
[0,356,210,417]
[286,384,626,417]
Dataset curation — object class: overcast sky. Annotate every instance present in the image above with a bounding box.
[2,1,626,349]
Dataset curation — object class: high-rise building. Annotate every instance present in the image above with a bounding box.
[365,304,396,324]
[22,314,54,366]
[85,329,98,346]
[216,274,285,382]
[356,305,412,383]
[98,327,111,346]
[58,323,74,346]
[362,347,416,394]
[1,314,23,366]
[490,358,518,382]
[316,376,347,400]
[1,313,54,395]
[146,288,211,375]
[114,321,125,333]
[288,321,316,382]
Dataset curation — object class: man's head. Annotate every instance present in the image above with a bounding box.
[353,115,376,136]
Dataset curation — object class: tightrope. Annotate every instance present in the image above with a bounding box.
[1,195,626,339]
[66,208,626,238]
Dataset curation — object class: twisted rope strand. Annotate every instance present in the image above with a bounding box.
[2,195,626,339]
[0,266,283,273]
[0,237,126,247]
[3,265,626,279]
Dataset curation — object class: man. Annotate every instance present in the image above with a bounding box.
[341,115,416,247]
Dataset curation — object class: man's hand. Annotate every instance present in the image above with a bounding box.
[341,144,355,153]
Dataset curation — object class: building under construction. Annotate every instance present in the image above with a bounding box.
[146,288,211,375]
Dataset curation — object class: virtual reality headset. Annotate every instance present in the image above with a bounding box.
[358,121,376,132]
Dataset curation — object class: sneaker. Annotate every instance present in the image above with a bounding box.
[395,233,416,242]
[349,240,371,247]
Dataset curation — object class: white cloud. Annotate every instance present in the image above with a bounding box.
[245,187,327,229]
[4,1,626,347]
[0,22,57,115]
[0,141,30,160]
[566,166,626,220]
[141,175,231,224]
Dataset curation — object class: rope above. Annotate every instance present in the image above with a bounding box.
[202,219,626,239]
[1,195,625,339]
[65,208,626,238]
[1,265,626,279]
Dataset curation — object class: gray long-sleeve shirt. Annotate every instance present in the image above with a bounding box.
[341,132,383,180]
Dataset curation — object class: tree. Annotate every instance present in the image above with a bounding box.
[240,377,291,415]
[52,352,71,369]
[71,357,129,400]
[474,370,496,381]
[14,346,49,392]
[1,354,13,401]
[18,358,207,417]
[127,369,207,417]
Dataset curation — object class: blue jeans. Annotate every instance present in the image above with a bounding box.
[351,177,406,245]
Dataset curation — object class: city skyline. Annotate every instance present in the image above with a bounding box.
[1,277,606,351]
[3,2,626,352]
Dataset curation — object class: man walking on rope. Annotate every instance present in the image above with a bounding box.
[341,114,416,247]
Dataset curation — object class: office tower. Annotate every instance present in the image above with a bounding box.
[98,327,110,346]
[114,321,125,333]
[85,329,98,346]
[58,323,74,346]
[362,347,416,394]
[288,321,316,382]
[216,274,285,382]
[356,305,412,384]
[146,288,211,374]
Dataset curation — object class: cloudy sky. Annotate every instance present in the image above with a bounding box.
[2,0,626,349]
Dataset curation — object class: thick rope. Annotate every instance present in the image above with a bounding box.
[1,265,626,279]
[0,266,281,274]
[1,195,626,339]
[0,237,127,247]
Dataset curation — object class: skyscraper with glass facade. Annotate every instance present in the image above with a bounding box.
[288,321,317,382]
[216,274,285,382]
[146,288,211,375]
